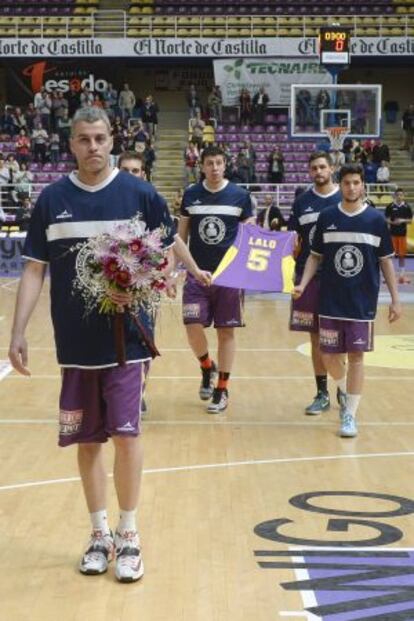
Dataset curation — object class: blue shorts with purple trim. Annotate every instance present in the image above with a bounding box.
[58,362,148,447]
[290,273,320,333]
[319,317,374,354]
[182,273,245,328]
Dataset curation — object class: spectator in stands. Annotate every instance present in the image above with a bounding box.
[102,82,118,109]
[385,188,413,284]
[13,107,27,134]
[239,87,252,126]
[315,89,331,128]
[363,154,378,185]
[235,150,251,184]
[376,141,390,164]
[24,103,39,133]
[296,89,312,128]
[189,111,205,151]
[207,86,222,122]
[2,106,18,136]
[143,139,156,182]
[331,149,346,181]
[0,154,12,209]
[141,95,159,137]
[252,86,269,126]
[32,122,49,165]
[34,88,52,132]
[184,141,200,185]
[57,109,71,153]
[353,93,369,135]
[49,132,61,165]
[133,120,149,150]
[257,193,286,231]
[268,147,284,184]
[202,121,215,148]
[12,162,33,205]
[14,196,33,232]
[187,84,202,118]
[118,83,136,121]
[80,86,94,109]
[6,153,20,176]
[67,84,81,118]
[240,139,256,183]
[93,94,104,109]
[102,100,115,124]
[376,160,390,191]
[15,129,31,165]
[52,91,69,133]
[401,104,414,151]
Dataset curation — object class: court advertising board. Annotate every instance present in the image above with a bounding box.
[0,37,414,58]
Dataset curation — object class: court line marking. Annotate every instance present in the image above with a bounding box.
[0,361,13,381]
[1,450,414,493]
[1,418,414,428]
[2,374,413,381]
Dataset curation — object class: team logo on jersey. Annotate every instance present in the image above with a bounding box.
[56,210,73,220]
[59,409,83,435]
[304,206,314,212]
[199,216,226,245]
[335,245,363,278]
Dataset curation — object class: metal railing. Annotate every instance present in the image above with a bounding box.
[0,12,413,39]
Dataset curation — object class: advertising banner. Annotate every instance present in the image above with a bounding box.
[213,58,332,106]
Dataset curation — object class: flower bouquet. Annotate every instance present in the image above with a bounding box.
[72,215,169,364]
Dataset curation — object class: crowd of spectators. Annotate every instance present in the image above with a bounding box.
[0,81,159,215]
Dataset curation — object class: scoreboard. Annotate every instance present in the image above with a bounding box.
[319,27,351,65]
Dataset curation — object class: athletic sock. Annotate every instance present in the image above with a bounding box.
[199,353,213,369]
[316,374,328,395]
[218,371,230,391]
[346,394,361,419]
[117,509,137,534]
[90,509,111,535]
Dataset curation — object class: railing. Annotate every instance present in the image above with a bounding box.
[0,12,413,38]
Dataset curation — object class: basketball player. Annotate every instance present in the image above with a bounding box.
[293,163,401,437]
[8,108,175,583]
[178,145,254,413]
[385,188,413,284]
[118,150,146,179]
[288,151,342,415]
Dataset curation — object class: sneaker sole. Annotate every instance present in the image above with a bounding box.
[79,566,109,576]
[304,405,330,415]
[339,430,358,438]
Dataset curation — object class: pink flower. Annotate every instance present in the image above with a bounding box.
[114,269,133,288]
[103,257,120,280]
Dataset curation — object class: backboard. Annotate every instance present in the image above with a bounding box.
[290,84,382,139]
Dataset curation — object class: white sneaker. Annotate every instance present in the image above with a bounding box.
[79,530,115,575]
[339,413,358,438]
[115,530,144,583]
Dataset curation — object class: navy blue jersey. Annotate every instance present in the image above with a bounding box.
[180,180,253,272]
[311,203,394,321]
[288,185,341,274]
[23,169,175,368]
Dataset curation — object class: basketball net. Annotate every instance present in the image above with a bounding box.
[324,126,349,151]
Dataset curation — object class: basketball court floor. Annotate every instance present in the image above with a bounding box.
[1,267,414,621]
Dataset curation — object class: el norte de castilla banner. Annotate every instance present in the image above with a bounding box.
[213,58,333,107]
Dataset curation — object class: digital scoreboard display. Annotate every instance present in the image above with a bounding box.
[319,27,351,65]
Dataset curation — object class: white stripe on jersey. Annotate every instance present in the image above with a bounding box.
[185,205,243,216]
[322,231,381,247]
[298,212,319,225]
[46,220,128,241]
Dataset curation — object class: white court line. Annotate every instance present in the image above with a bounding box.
[0,361,13,381]
[0,347,297,352]
[1,418,414,428]
[2,374,414,381]
[1,450,414,493]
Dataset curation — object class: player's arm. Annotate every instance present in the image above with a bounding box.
[380,256,402,323]
[292,252,322,299]
[8,260,47,376]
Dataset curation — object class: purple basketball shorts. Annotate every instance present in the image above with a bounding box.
[319,317,374,354]
[182,273,245,328]
[58,362,148,447]
[289,273,320,333]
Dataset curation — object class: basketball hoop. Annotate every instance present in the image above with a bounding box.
[324,126,349,151]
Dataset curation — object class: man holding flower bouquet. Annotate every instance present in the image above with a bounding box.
[8,108,202,583]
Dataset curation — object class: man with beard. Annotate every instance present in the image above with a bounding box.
[293,164,401,437]
[288,152,342,416]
